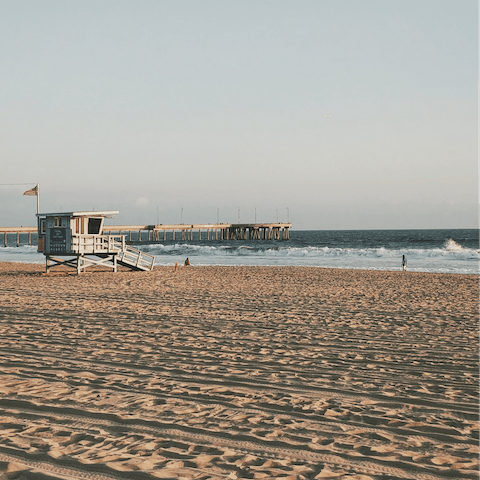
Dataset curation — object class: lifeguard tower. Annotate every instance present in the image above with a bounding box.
[36,211,155,274]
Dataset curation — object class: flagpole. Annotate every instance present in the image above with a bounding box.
[36,184,40,214]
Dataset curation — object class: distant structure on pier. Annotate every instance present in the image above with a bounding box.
[36,211,155,274]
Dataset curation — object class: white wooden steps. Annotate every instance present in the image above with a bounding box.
[114,242,155,271]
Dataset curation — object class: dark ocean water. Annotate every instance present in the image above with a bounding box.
[2,229,478,274]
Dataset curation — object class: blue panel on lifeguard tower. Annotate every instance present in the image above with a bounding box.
[49,228,67,253]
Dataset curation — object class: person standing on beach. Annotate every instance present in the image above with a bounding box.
[184,258,190,266]
[402,255,407,271]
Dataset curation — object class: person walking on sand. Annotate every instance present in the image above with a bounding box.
[184,258,190,267]
[402,255,407,272]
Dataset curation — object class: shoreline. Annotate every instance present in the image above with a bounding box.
[0,261,478,479]
[0,260,477,276]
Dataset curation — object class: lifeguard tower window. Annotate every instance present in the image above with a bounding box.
[40,219,46,234]
[53,217,61,227]
[88,218,102,234]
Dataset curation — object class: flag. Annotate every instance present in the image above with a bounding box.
[23,185,38,196]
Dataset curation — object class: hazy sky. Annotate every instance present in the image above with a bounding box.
[0,0,478,229]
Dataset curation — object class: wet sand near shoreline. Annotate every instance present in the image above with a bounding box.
[0,262,478,479]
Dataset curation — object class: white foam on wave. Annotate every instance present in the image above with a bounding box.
[445,238,465,252]
[140,241,480,258]
[0,245,44,263]
[253,245,479,259]
[143,243,232,255]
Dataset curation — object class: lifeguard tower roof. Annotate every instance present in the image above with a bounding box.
[36,211,119,218]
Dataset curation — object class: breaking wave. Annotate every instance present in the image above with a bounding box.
[445,238,464,252]
[142,242,479,259]
[140,241,479,274]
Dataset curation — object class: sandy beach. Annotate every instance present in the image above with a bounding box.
[0,262,478,480]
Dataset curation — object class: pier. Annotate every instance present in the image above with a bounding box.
[103,223,292,242]
[0,226,36,247]
[0,223,292,247]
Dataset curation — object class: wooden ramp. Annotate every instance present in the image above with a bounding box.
[114,242,155,272]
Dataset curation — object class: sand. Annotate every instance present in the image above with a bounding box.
[0,262,478,480]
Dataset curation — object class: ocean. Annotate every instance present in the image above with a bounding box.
[1,229,478,275]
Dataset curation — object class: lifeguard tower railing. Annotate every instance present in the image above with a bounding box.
[71,234,125,254]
